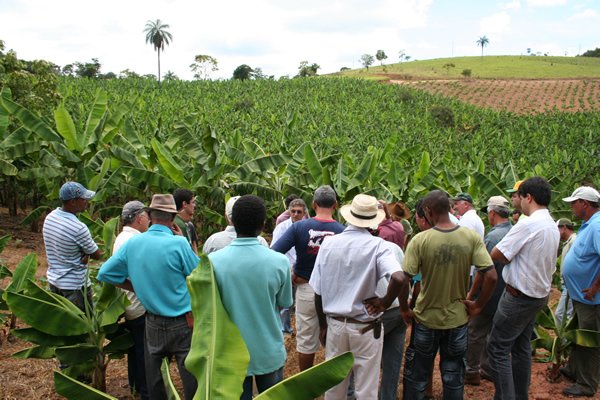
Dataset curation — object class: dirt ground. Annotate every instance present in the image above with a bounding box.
[0,208,596,399]
[391,78,600,115]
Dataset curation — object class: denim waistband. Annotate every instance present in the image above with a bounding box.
[146,311,188,320]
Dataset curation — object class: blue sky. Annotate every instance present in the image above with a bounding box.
[1,0,598,79]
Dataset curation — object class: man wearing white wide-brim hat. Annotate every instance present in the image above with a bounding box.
[310,193,408,400]
[560,185,600,397]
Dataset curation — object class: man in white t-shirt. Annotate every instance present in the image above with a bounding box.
[112,200,150,400]
[453,192,485,239]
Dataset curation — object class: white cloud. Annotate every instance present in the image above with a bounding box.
[479,11,512,38]
[568,9,599,21]
[527,0,567,7]
[501,0,521,10]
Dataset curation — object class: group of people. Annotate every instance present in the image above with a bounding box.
[41,177,600,400]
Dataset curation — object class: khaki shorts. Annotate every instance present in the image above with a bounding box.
[295,283,321,354]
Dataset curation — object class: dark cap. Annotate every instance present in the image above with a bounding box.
[453,192,473,204]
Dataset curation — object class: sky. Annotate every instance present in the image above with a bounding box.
[1,0,599,80]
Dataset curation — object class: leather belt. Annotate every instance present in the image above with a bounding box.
[330,316,382,339]
[506,284,531,299]
[293,275,309,285]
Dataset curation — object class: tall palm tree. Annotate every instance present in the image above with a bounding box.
[476,36,489,59]
[144,19,173,84]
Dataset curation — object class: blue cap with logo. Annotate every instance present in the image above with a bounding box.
[59,182,96,201]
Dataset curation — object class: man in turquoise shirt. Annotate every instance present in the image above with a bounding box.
[98,194,200,400]
[209,195,293,400]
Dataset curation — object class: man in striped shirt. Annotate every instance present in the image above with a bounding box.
[43,181,102,311]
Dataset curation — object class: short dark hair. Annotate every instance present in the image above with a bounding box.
[415,199,426,218]
[284,194,300,208]
[423,190,451,215]
[150,210,175,223]
[518,177,552,207]
[313,186,337,208]
[232,195,266,236]
[511,210,522,216]
[173,189,194,211]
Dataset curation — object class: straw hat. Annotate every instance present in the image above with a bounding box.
[340,194,386,228]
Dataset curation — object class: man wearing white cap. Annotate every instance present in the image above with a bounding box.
[43,181,102,311]
[560,186,600,397]
[202,195,268,254]
[98,194,200,400]
[465,196,512,386]
[310,193,408,399]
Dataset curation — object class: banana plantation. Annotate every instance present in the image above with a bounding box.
[1,77,598,241]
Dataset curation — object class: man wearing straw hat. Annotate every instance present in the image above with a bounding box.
[98,194,200,400]
[310,193,408,399]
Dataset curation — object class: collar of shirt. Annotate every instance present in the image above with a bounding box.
[122,226,141,235]
[225,225,236,233]
[231,237,261,246]
[581,210,600,231]
[148,224,174,234]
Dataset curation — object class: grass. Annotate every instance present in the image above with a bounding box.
[333,55,600,80]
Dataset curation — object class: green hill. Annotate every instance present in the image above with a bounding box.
[335,55,600,80]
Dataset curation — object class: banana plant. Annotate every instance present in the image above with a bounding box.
[5,254,132,391]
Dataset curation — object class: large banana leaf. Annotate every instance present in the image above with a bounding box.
[55,343,99,365]
[5,253,37,294]
[161,357,182,400]
[6,280,91,336]
[0,95,61,142]
[565,329,600,348]
[151,138,185,186]
[185,254,250,400]
[255,352,354,400]
[11,327,87,347]
[54,371,118,400]
[54,104,81,152]
[12,345,56,359]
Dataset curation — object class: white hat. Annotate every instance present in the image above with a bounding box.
[562,186,600,203]
[225,196,241,219]
[340,194,386,228]
[480,196,510,213]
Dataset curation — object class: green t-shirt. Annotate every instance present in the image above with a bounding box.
[174,215,197,249]
[403,225,493,329]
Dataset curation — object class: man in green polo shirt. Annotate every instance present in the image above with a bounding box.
[173,188,198,254]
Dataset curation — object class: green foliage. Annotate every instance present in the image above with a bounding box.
[144,19,173,84]
[297,61,320,77]
[581,47,600,57]
[233,64,254,80]
[429,105,455,128]
[376,50,387,65]
[476,36,490,57]
[461,68,472,77]
[190,55,218,80]
[360,54,374,69]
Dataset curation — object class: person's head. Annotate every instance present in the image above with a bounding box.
[225,195,241,225]
[481,196,510,226]
[517,177,552,215]
[232,195,266,237]
[284,194,299,209]
[288,198,307,223]
[556,218,575,241]
[312,185,337,209]
[452,192,474,217]
[423,190,451,225]
[414,198,431,231]
[173,189,195,220]
[511,209,522,223]
[507,180,524,211]
[59,181,95,214]
[562,186,600,221]
[146,194,178,226]
[340,194,385,229]
[121,200,150,232]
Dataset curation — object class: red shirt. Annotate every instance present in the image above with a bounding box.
[378,219,406,250]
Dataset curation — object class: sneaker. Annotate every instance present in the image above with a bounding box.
[563,384,594,397]
[465,371,481,386]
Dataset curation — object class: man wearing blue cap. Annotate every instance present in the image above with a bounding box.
[43,181,102,311]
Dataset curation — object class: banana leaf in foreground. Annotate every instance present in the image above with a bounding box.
[185,254,250,400]
[54,371,117,400]
[255,351,354,400]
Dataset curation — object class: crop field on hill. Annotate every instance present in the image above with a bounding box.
[394,78,600,114]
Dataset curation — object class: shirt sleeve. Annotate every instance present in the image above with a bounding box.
[75,225,99,255]
[401,237,420,277]
[277,259,294,308]
[97,244,129,284]
[180,240,200,276]
[309,251,323,295]
[377,242,402,281]
[495,222,527,262]
[471,234,494,270]
[271,224,295,254]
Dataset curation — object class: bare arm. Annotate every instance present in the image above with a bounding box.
[462,267,497,317]
[467,271,483,301]
[490,246,509,265]
[315,294,327,346]
[583,271,600,301]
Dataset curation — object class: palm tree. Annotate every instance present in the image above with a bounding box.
[476,36,489,59]
[144,19,173,84]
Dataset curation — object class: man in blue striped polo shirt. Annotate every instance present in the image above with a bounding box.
[43,181,102,311]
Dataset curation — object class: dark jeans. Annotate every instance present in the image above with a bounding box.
[403,321,468,400]
[241,367,283,400]
[125,315,148,400]
[49,283,93,313]
[145,313,197,400]
[487,291,547,400]
[564,301,600,395]
[380,307,407,400]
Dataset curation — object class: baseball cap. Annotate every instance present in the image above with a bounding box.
[556,218,575,229]
[225,196,241,219]
[59,181,95,201]
[562,186,600,203]
[506,180,524,194]
[453,192,473,204]
[480,196,510,213]
[122,201,145,219]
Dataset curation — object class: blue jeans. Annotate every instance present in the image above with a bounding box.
[555,284,573,326]
[241,367,283,400]
[380,308,406,400]
[403,321,468,400]
[145,313,197,400]
[125,315,148,400]
[487,291,548,400]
